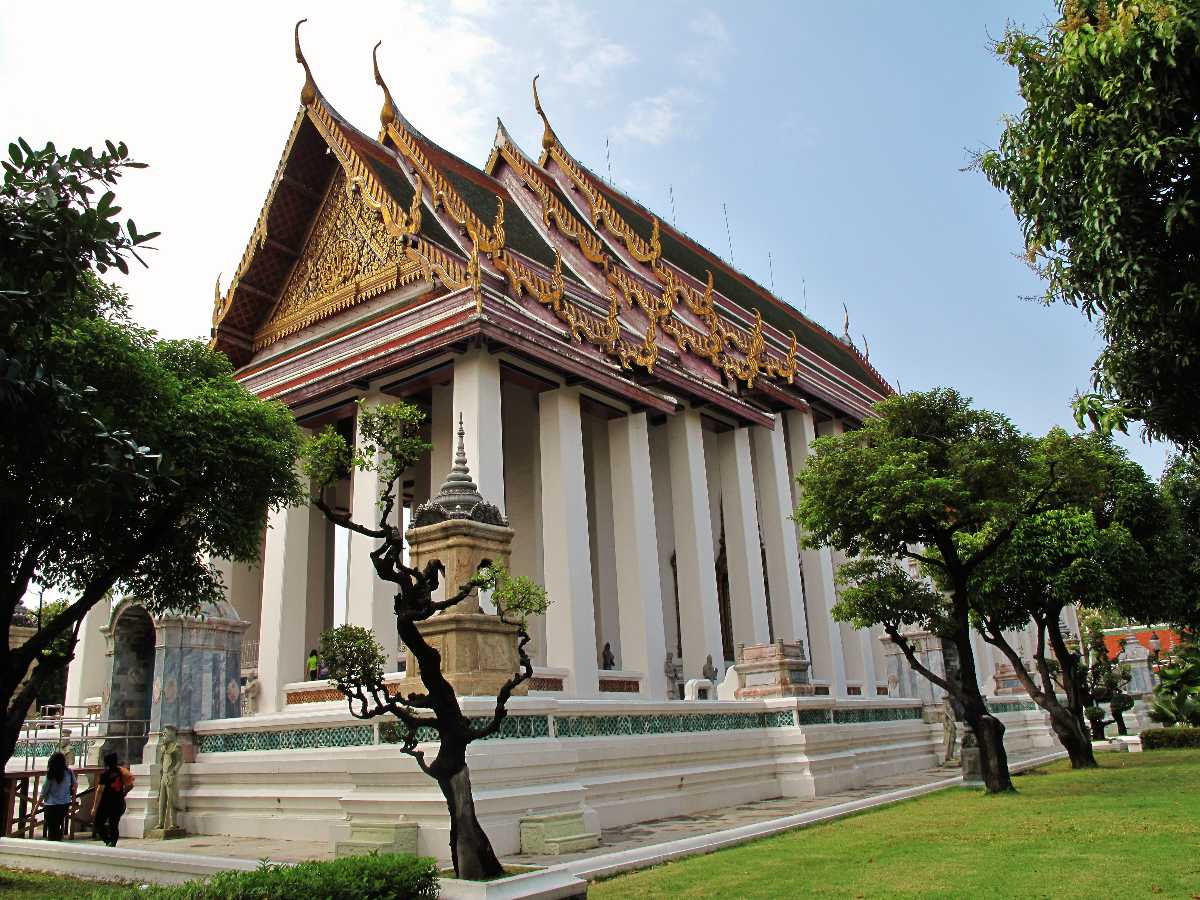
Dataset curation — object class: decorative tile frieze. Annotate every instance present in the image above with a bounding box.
[194,704,923,754]
[598,678,641,694]
[832,707,923,724]
[12,738,95,759]
[987,699,1039,715]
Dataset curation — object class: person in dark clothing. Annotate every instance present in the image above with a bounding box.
[92,752,126,847]
[39,751,76,841]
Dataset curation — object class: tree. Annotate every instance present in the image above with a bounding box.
[302,401,548,881]
[967,431,1176,767]
[978,1,1200,450]
[1161,454,1200,633]
[1147,639,1200,727]
[797,388,1064,794]
[1,139,304,777]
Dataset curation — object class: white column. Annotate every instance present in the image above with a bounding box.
[258,487,313,714]
[859,629,879,695]
[609,412,668,699]
[347,396,400,672]
[784,409,848,696]
[453,349,505,512]
[751,417,808,646]
[667,409,725,680]
[718,428,771,647]
[540,387,599,696]
[64,596,111,710]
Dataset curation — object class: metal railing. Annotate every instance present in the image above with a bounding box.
[2,765,105,839]
[241,638,259,673]
[11,707,149,772]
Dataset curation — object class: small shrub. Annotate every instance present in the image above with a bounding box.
[1141,727,1200,751]
[136,852,438,899]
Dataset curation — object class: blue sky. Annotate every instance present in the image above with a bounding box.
[0,0,1170,474]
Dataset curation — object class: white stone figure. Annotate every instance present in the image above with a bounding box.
[241,678,260,716]
[156,725,183,834]
[942,696,958,765]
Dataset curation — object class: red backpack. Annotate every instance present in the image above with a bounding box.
[118,766,135,793]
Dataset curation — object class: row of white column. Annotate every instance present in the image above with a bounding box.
[250,348,879,711]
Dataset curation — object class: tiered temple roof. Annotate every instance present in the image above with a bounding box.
[211,23,891,424]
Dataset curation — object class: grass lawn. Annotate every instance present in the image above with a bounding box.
[0,866,126,899]
[590,750,1200,899]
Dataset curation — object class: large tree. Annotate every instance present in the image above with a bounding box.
[967,431,1181,767]
[979,0,1200,449]
[797,389,1066,793]
[303,401,548,881]
[1,139,304,775]
[1161,453,1200,633]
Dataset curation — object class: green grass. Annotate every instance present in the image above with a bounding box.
[590,750,1200,899]
[0,866,127,898]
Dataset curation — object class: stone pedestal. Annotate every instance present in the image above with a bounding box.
[730,641,815,700]
[335,821,419,858]
[396,418,526,698]
[959,723,984,788]
[519,810,599,855]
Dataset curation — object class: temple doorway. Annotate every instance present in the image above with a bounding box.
[103,604,155,764]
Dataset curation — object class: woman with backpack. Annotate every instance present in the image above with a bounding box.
[92,752,128,847]
[39,751,77,841]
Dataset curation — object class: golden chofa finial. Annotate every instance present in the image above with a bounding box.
[532,75,557,151]
[295,19,317,106]
[373,41,398,130]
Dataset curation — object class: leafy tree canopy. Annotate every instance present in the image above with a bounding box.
[1,138,304,766]
[979,0,1200,448]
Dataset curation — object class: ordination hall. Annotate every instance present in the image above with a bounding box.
[52,31,1057,859]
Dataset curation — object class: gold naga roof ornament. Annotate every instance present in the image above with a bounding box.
[294,19,317,107]
[532,75,558,156]
[372,41,398,132]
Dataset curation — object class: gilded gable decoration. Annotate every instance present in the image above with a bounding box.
[255,173,424,349]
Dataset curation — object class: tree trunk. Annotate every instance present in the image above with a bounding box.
[1112,708,1128,736]
[1047,704,1097,768]
[964,704,1015,793]
[438,763,504,881]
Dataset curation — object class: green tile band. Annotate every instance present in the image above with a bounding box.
[987,700,1040,715]
[194,705,921,753]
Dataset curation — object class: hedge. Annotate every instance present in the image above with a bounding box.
[1141,727,1200,750]
[126,852,439,899]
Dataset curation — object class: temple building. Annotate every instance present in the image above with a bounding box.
[200,42,900,709]
[52,31,1059,858]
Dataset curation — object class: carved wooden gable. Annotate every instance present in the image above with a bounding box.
[254,171,425,350]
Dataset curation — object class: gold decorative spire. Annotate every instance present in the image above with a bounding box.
[532,75,557,152]
[294,19,317,106]
[372,41,398,130]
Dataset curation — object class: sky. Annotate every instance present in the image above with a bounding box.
[0,0,1172,477]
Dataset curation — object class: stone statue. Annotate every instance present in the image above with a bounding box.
[156,726,183,835]
[701,654,718,683]
[664,652,679,697]
[601,642,615,671]
[54,735,76,767]
[941,696,958,765]
[241,678,260,716]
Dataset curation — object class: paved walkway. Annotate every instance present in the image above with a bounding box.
[512,764,959,868]
[49,749,1059,869]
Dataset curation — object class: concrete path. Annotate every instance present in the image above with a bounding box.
[514,748,1062,870]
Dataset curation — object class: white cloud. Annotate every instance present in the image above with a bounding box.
[680,8,731,81]
[616,88,695,146]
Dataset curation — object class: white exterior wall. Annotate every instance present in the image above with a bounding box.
[63,596,111,710]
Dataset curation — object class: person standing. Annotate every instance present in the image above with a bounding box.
[39,751,77,841]
[92,752,127,847]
